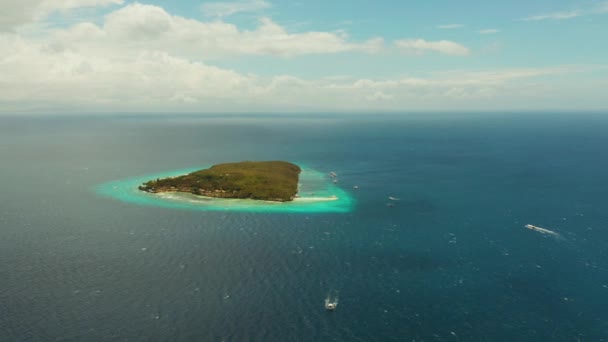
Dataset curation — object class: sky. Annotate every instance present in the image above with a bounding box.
[0,0,607,113]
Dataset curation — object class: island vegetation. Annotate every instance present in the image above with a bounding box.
[138,161,301,202]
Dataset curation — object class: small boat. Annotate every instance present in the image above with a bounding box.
[388,196,400,201]
[325,291,339,311]
[333,179,339,184]
[353,185,359,189]
[329,172,337,178]
[325,302,337,311]
[525,224,560,237]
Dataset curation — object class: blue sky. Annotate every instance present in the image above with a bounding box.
[0,0,607,113]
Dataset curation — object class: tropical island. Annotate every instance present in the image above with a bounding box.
[138,161,301,202]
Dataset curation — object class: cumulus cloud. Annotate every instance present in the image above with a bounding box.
[0,0,123,30]
[0,30,595,113]
[0,1,605,112]
[395,39,470,56]
[48,3,383,59]
[37,0,124,14]
[0,34,256,111]
[201,0,270,17]
[0,2,387,112]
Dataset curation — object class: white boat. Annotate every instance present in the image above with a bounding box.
[388,196,399,201]
[324,291,339,311]
[525,224,560,237]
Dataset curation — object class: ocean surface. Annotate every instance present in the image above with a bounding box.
[1,113,607,341]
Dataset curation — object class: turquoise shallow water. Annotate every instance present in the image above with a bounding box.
[96,165,355,213]
[1,113,608,341]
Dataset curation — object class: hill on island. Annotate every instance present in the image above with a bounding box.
[138,161,301,202]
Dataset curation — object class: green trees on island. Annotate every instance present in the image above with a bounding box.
[139,161,301,202]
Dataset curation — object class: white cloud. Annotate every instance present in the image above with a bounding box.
[478,29,500,34]
[103,3,173,39]
[520,2,608,21]
[1,30,596,113]
[50,3,382,58]
[395,39,470,56]
[0,0,123,30]
[0,2,389,112]
[0,34,256,111]
[0,2,605,112]
[437,24,464,29]
[521,10,582,21]
[37,0,124,14]
[201,0,270,17]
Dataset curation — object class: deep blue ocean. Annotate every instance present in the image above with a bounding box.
[1,113,607,341]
